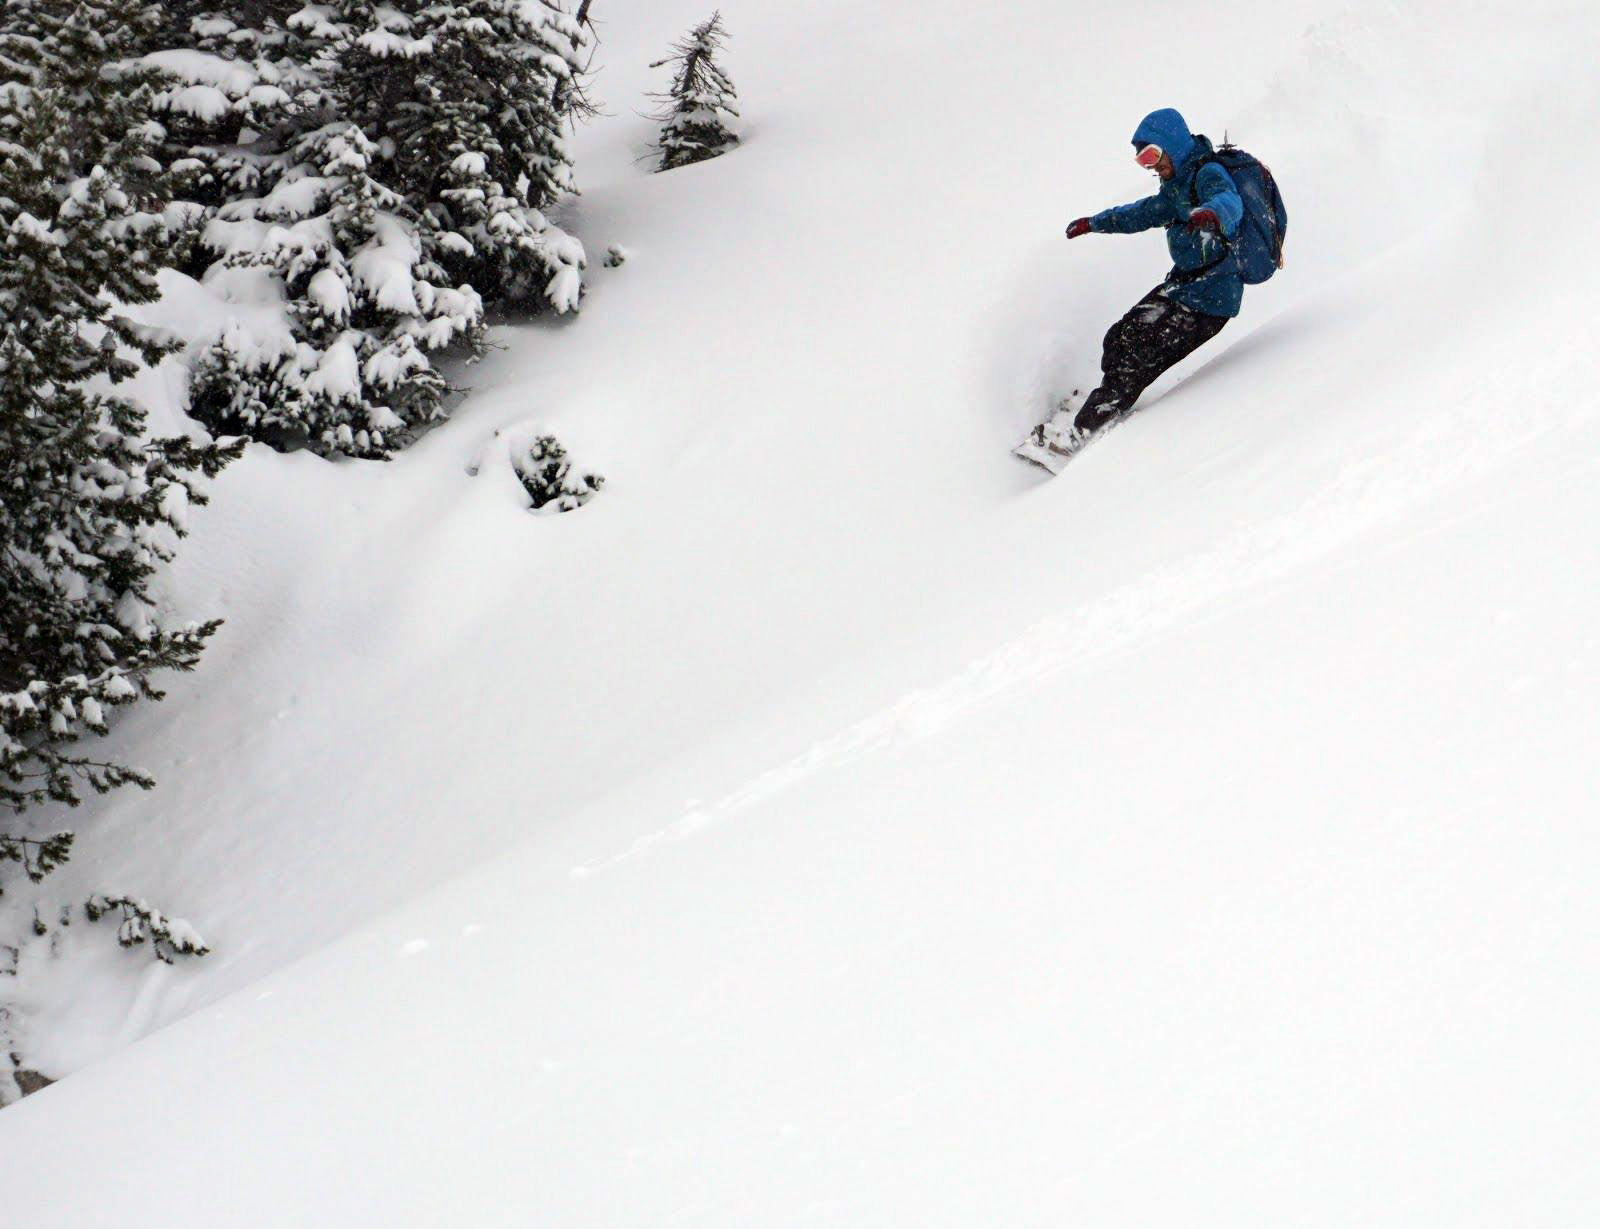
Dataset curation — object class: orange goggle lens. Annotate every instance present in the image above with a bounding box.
[1134,144,1164,169]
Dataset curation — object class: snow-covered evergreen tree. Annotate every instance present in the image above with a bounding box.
[190,122,482,456]
[0,0,167,188]
[134,5,464,457]
[137,6,315,221]
[311,0,588,310]
[554,0,603,125]
[651,13,740,172]
[145,1,589,458]
[0,43,239,813]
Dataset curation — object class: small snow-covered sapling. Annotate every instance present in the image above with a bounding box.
[650,13,741,171]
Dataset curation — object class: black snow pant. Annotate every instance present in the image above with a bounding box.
[1073,286,1230,434]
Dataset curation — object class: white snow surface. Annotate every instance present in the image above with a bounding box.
[5,0,1600,1222]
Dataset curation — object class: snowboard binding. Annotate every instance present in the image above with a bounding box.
[1013,394,1097,475]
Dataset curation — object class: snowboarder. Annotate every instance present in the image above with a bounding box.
[1022,107,1282,467]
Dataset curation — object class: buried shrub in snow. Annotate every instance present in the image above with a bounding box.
[85,894,210,963]
[515,435,604,512]
[5,884,210,1105]
[651,12,740,171]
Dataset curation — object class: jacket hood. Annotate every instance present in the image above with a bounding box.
[1132,107,1196,167]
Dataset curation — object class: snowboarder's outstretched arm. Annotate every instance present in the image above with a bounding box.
[1088,192,1173,234]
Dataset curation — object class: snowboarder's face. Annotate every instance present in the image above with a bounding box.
[1135,143,1175,181]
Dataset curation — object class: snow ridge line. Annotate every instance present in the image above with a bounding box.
[570,389,1585,879]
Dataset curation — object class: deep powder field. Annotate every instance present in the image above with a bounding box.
[3,1,1597,1223]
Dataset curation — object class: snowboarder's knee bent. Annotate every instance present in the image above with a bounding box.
[1075,290,1228,434]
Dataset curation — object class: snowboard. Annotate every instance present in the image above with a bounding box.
[1013,393,1103,475]
[1013,421,1093,474]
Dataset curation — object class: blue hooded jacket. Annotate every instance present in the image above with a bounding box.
[1090,108,1245,318]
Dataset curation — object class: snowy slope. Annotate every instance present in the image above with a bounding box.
[5,0,1600,1220]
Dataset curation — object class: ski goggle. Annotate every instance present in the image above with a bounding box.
[1134,143,1164,169]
